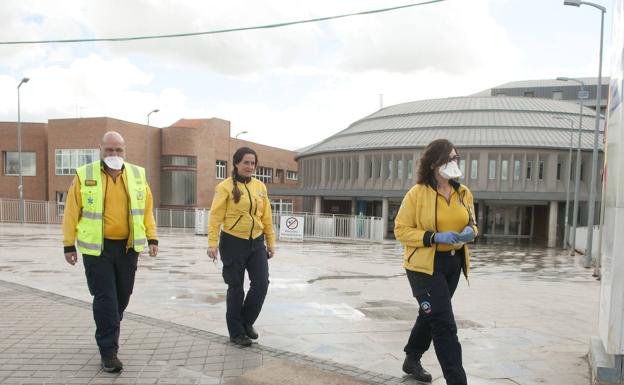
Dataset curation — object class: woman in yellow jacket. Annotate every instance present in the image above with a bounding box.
[208,147,275,347]
[394,139,477,385]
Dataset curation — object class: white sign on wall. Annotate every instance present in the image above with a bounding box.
[279,216,304,242]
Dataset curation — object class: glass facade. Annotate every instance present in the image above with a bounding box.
[4,151,36,176]
[160,170,196,206]
[161,155,197,206]
[55,149,97,175]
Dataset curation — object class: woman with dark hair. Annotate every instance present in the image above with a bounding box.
[394,139,478,385]
[208,147,275,347]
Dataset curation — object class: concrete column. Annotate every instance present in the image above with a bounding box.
[314,196,322,214]
[548,200,558,248]
[504,207,510,235]
[382,197,389,239]
[478,201,485,231]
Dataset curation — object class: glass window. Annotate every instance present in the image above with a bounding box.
[489,159,496,180]
[253,166,273,184]
[407,159,414,179]
[397,159,403,179]
[524,91,535,97]
[553,91,563,100]
[526,160,533,180]
[470,159,478,180]
[354,160,359,179]
[539,160,545,180]
[580,163,584,181]
[286,170,298,180]
[557,162,562,180]
[375,158,381,178]
[386,159,392,179]
[501,160,508,181]
[216,160,227,179]
[459,159,466,179]
[368,160,373,179]
[160,170,196,205]
[514,160,521,180]
[161,155,196,167]
[54,149,98,175]
[271,199,293,214]
[3,151,36,176]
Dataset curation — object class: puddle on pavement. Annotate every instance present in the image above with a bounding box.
[308,274,404,284]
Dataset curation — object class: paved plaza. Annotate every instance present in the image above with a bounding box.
[0,223,600,384]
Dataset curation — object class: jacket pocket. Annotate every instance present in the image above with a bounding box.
[255,197,264,215]
[229,215,243,230]
[406,247,417,263]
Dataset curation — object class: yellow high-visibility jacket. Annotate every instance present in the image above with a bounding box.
[394,181,478,277]
[62,162,158,254]
[208,177,275,248]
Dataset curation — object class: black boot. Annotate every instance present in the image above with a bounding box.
[402,355,432,383]
[245,324,259,340]
[101,355,123,373]
[230,334,252,347]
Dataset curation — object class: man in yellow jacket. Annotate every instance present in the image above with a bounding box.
[62,131,158,373]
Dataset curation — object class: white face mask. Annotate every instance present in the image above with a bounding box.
[439,161,463,180]
[103,156,124,170]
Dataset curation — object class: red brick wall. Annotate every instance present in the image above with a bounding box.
[0,117,300,211]
[46,118,161,206]
[0,122,48,200]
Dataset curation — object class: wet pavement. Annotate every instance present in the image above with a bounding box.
[0,223,600,384]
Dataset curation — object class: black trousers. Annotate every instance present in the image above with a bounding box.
[219,232,269,338]
[404,251,467,385]
[83,239,138,358]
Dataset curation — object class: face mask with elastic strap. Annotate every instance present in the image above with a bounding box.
[439,161,463,179]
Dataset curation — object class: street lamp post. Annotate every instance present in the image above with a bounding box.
[17,77,30,224]
[228,131,248,178]
[553,115,576,249]
[146,109,159,183]
[556,77,587,256]
[564,0,606,267]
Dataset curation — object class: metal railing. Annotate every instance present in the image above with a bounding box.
[0,199,64,224]
[195,209,384,243]
[154,208,196,228]
[0,198,197,229]
[0,199,385,242]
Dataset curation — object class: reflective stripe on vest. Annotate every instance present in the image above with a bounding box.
[75,161,148,256]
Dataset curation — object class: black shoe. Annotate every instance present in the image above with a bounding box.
[244,324,259,340]
[402,355,432,383]
[230,334,253,347]
[101,355,123,373]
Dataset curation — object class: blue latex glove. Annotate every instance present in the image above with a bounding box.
[456,226,475,243]
[434,231,461,245]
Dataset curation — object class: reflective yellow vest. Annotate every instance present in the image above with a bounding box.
[75,161,147,256]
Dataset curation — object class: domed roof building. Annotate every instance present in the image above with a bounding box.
[291,91,604,245]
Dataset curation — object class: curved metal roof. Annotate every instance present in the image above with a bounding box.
[298,96,602,157]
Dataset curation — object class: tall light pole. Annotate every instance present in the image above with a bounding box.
[564,0,606,267]
[553,115,576,249]
[557,77,588,256]
[228,130,248,178]
[146,109,159,183]
[17,77,30,224]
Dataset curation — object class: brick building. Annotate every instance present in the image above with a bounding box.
[0,117,300,212]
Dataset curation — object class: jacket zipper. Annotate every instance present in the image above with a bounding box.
[123,173,133,250]
[243,183,255,239]
[229,215,243,230]
[407,248,417,263]
[101,170,107,252]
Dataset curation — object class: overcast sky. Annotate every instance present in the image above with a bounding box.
[0,0,615,150]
